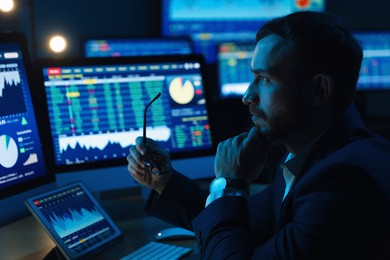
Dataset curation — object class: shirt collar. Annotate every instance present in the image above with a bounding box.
[283,126,330,177]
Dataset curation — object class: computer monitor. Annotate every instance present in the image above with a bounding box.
[217,41,255,98]
[161,0,326,63]
[354,31,390,90]
[34,54,217,192]
[0,32,56,226]
[83,36,193,58]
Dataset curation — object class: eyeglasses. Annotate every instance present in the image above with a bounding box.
[142,92,171,175]
[143,92,161,144]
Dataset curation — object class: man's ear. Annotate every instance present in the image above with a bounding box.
[310,74,333,107]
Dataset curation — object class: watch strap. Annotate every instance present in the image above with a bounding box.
[225,178,250,193]
[205,187,249,207]
[210,177,249,194]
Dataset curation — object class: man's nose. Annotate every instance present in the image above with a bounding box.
[242,81,258,105]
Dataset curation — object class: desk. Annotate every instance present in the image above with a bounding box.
[0,187,199,260]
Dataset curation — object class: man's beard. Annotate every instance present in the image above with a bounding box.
[259,99,309,140]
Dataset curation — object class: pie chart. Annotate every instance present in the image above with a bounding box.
[0,135,19,168]
[169,77,195,105]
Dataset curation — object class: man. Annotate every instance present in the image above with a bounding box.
[127,11,390,259]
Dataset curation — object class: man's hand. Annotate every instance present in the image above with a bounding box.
[127,136,172,194]
[214,127,275,183]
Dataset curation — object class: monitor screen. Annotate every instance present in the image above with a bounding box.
[217,41,255,98]
[0,32,56,226]
[34,55,216,190]
[161,0,326,63]
[354,31,390,90]
[83,37,193,58]
[0,33,54,199]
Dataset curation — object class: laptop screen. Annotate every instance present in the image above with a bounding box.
[0,32,54,199]
[35,55,215,173]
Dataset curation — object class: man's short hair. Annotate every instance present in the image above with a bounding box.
[256,11,363,110]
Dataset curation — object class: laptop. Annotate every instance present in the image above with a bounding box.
[25,182,123,259]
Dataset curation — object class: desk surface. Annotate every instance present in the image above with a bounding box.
[0,187,199,260]
[0,182,268,260]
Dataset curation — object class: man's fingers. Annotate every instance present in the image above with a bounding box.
[135,136,149,156]
[243,127,262,148]
[128,164,145,180]
[129,145,145,169]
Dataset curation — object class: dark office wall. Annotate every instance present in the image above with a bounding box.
[327,0,390,30]
[32,0,160,59]
[327,0,390,140]
[35,0,390,58]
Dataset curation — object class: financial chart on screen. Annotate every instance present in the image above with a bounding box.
[36,186,111,240]
[38,56,214,169]
[84,37,193,58]
[218,42,255,98]
[354,32,390,90]
[162,0,326,63]
[0,41,49,194]
[27,183,120,257]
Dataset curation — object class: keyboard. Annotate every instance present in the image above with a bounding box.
[120,241,193,260]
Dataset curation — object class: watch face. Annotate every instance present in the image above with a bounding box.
[210,177,227,193]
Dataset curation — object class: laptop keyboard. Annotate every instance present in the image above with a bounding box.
[120,241,193,260]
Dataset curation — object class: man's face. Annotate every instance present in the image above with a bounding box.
[243,34,310,139]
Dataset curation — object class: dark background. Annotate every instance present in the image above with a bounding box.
[0,0,389,143]
[0,0,388,59]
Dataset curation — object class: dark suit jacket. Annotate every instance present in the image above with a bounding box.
[145,105,390,259]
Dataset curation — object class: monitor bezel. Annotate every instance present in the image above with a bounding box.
[33,54,218,174]
[0,32,55,199]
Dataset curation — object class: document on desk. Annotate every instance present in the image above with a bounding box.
[25,182,123,260]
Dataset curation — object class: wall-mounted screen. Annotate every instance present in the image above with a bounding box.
[161,0,326,63]
[84,37,193,58]
[217,41,255,98]
[354,31,390,90]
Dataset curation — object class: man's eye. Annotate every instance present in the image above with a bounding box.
[255,75,270,84]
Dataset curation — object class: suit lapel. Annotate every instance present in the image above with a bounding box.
[273,104,369,230]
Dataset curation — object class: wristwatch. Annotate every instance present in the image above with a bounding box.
[209,177,249,194]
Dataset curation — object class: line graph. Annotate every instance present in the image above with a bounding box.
[58,126,171,153]
[23,153,38,166]
[49,207,104,238]
[0,66,27,117]
[0,70,20,97]
[35,185,117,253]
